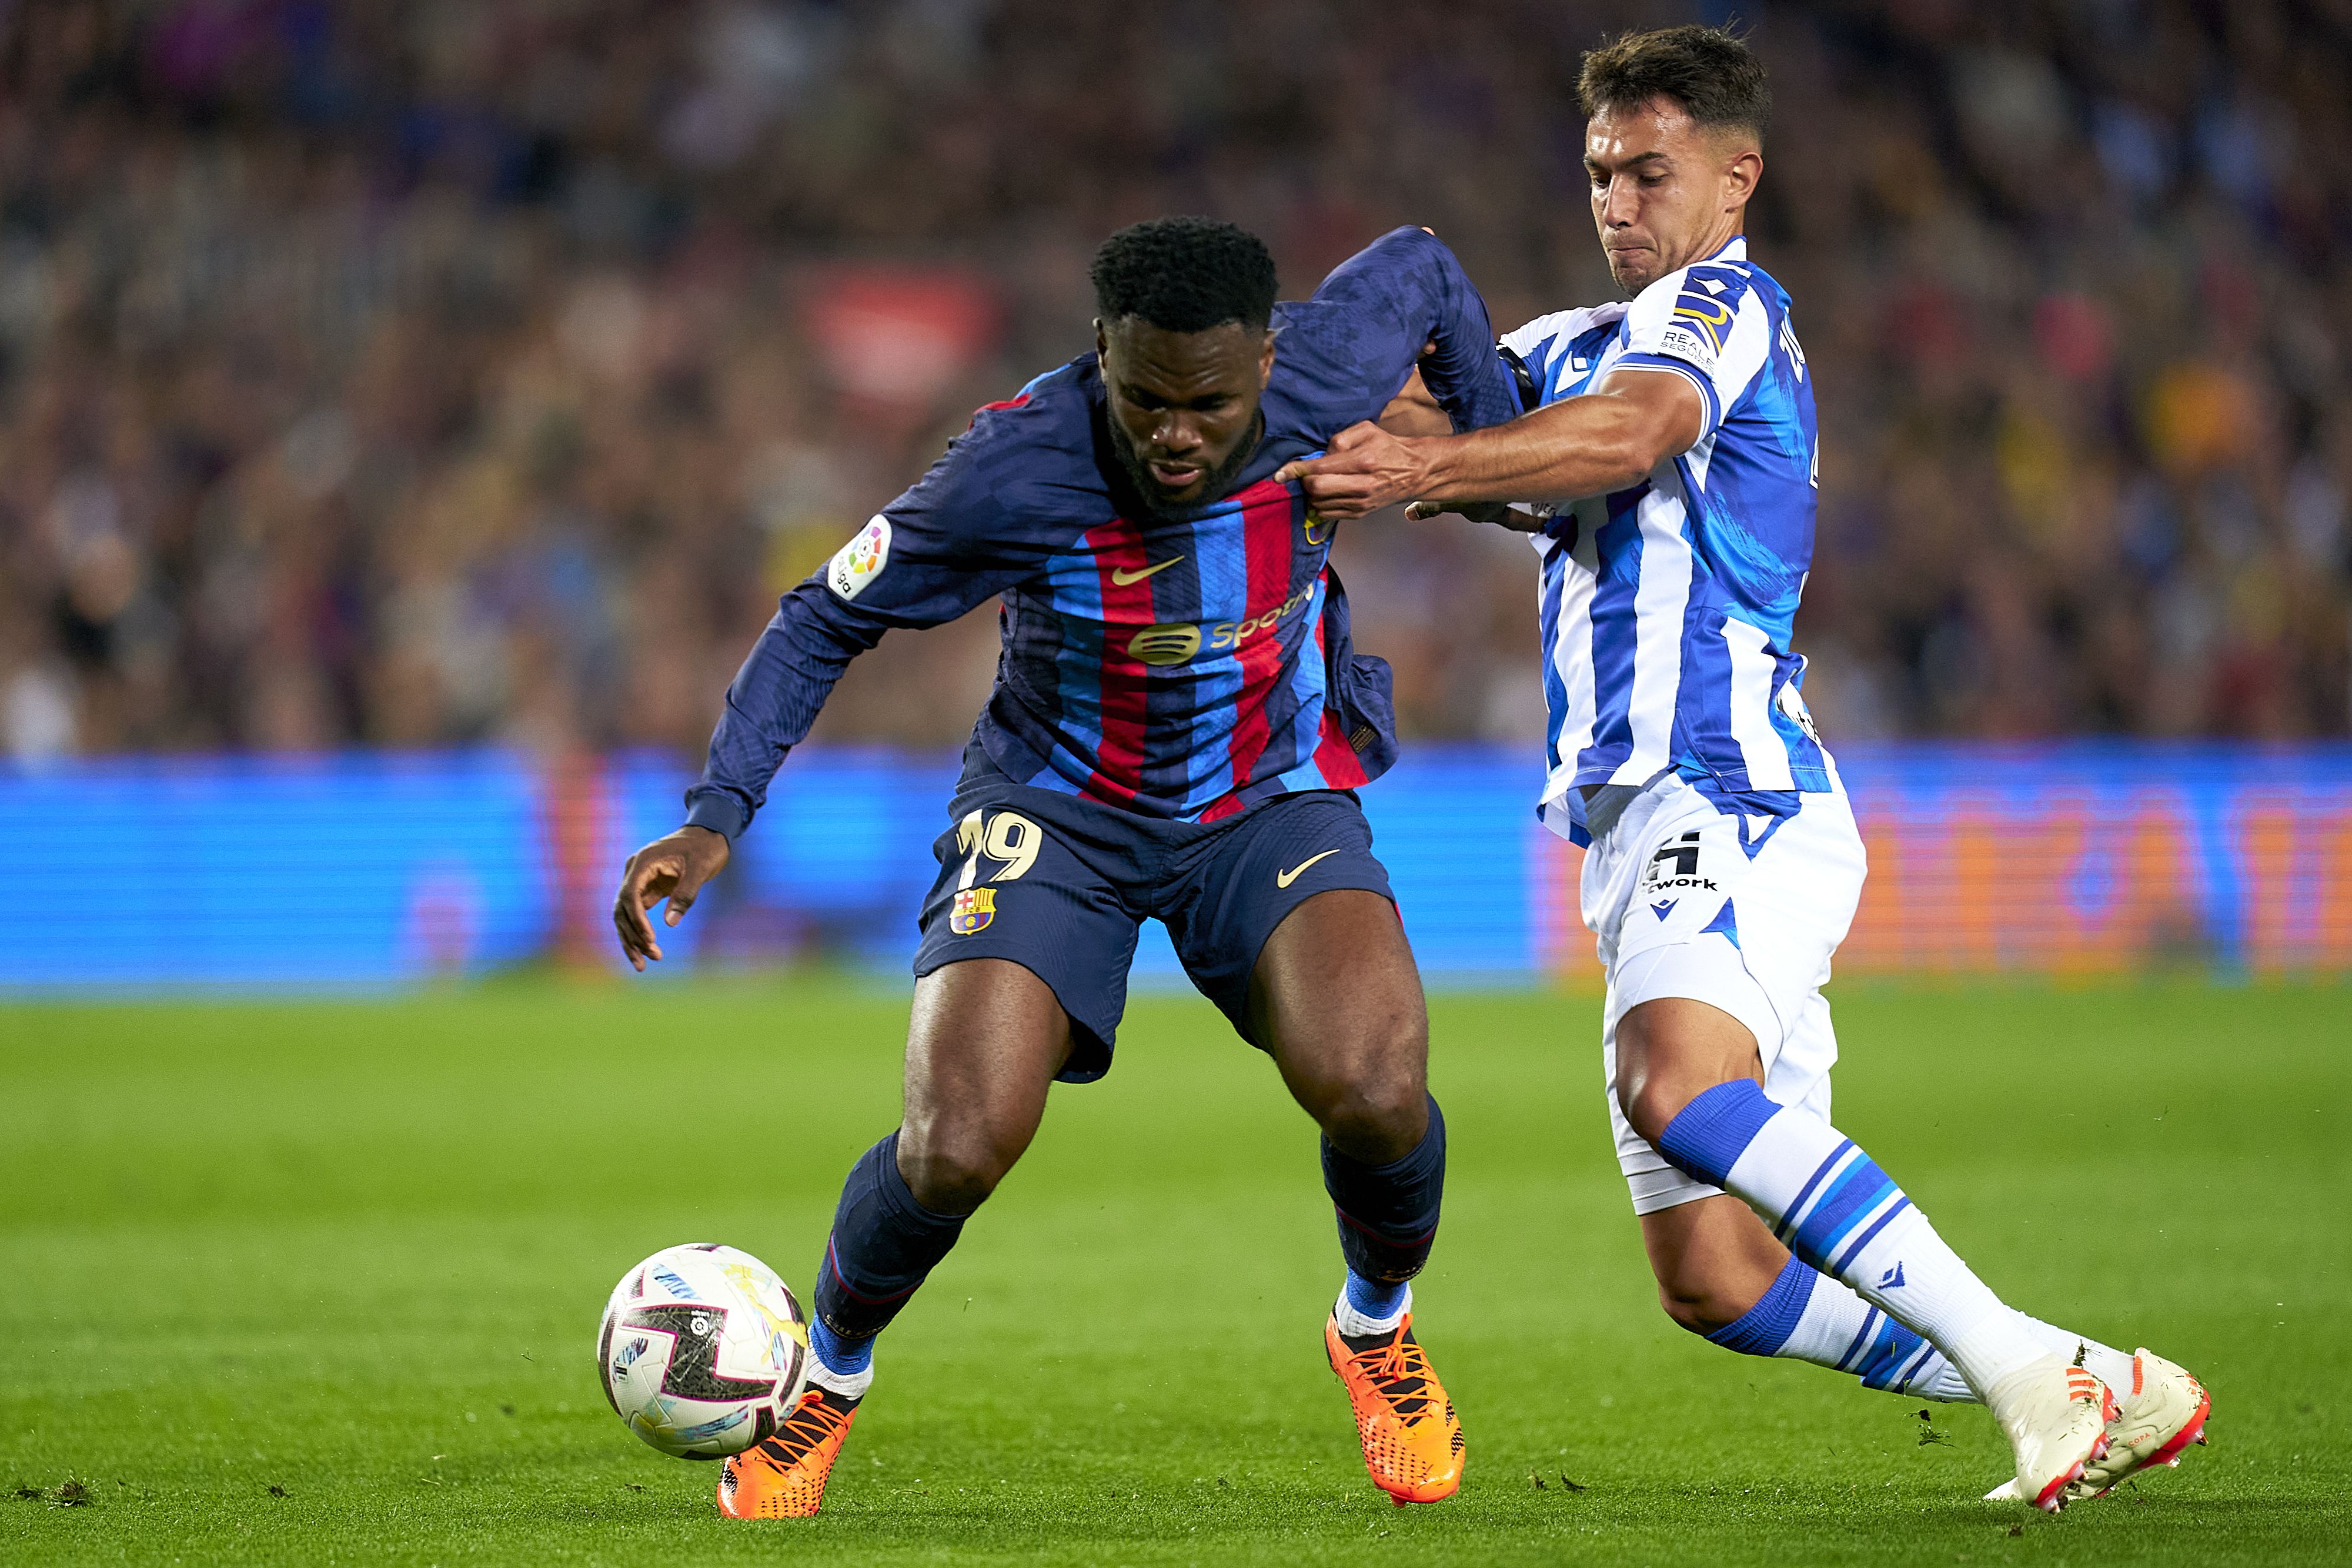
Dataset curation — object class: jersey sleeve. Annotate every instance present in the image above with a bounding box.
[1277,227,1524,436]
[1500,303,1631,404]
[683,388,1097,839]
[1614,262,1773,435]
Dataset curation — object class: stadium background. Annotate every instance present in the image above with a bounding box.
[5,0,2351,981]
[6,6,2350,1565]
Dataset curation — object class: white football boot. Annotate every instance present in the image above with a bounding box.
[1978,1356,2115,1512]
[1984,1348,2209,1503]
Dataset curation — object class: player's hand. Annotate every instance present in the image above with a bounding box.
[1274,422,1434,521]
[613,826,730,971]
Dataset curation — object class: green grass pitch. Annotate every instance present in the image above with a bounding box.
[3,977,2347,1566]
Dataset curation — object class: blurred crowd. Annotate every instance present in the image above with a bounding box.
[3,0,2348,768]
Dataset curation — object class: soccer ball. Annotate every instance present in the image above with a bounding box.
[597,1243,809,1459]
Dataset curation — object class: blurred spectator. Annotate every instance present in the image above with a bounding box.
[1,0,2347,765]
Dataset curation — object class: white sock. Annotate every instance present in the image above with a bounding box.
[1332,1279,1412,1338]
[1658,1080,2047,1400]
[804,1355,873,1401]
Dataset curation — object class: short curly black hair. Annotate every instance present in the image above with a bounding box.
[1578,24,1770,142]
[1091,216,1278,334]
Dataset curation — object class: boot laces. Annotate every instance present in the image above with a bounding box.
[1352,1332,1435,1423]
[757,1390,850,1463]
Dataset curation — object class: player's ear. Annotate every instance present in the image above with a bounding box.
[1094,318,1111,362]
[1255,329,1277,387]
[1725,142,1762,210]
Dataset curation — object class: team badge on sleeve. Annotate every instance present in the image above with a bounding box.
[827,515,892,600]
[949,887,996,934]
[1658,274,1738,376]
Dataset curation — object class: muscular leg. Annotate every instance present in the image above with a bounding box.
[1245,889,1442,1305]
[810,959,1072,1365]
[1640,1194,1790,1334]
[1246,888,1429,1162]
[897,958,1075,1212]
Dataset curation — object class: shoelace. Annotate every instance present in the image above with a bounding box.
[1351,1333,1435,1423]
[759,1392,850,1462]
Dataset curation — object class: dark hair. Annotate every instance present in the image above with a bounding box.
[1578,24,1770,142]
[1091,216,1278,334]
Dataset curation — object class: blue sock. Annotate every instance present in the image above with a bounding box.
[810,1131,969,1341]
[808,1315,873,1377]
[1321,1095,1446,1285]
[1343,1269,1409,1321]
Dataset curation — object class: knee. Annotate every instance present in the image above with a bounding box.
[1315,1064,1429,1164]
[1615,1003,1750,1147]
[1619,1076,1697,1150]
[1652,1266,1754,1338]
[1308,1025,1430,1161]
[894,1117,1018,1215]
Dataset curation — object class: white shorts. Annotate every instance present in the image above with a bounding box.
[1582,771,1867,1215]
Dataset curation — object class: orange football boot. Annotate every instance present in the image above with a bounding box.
[716,1384,860,1519]
[1325,1312,1464,1505]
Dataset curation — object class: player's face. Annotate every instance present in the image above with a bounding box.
[1096,318,1278,509]
[1585,98,1760,293]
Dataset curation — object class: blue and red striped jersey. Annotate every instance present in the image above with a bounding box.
[685,227,1521,835]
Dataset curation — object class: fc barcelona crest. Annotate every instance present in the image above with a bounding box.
[950,887,996,935]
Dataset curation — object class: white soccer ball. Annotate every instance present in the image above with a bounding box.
[597,1243,809,1459]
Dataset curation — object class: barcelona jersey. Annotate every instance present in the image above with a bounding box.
[686,227,1522,835]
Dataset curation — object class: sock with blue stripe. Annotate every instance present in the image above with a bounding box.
[1707,1256,1969,1399]
[1709,1258,2139,1405]
[1332,1270,1412,1337]
[1658,1079,2045,1400]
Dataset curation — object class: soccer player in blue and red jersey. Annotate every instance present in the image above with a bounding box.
[612,218,1520,1517]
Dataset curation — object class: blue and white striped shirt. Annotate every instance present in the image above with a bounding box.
[1501,237,1830,847]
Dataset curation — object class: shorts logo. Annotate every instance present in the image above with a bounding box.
[1275,848,1341,888]
[950,887,997,934]
[1127,624,1202,666]
[1641,830,1719,900]
[827,516,892,600]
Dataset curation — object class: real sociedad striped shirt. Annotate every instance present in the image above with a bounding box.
[1501,236,1832,847]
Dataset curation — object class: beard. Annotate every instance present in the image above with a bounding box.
[1105,410,1264,518]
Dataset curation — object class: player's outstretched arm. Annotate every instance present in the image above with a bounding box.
[612,825,731,970]
[1279,367,1704,521]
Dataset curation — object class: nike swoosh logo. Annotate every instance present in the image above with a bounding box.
[1110,556,1182,586]
[1275,848,1342,888]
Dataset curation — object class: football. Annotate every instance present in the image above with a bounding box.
[597,1243,810,1459]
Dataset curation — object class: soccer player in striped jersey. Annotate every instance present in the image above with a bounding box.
[612,218,1519,1516]
[1281,26,2209,1512]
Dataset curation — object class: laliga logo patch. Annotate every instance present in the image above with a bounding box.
[827,515,892,600]
[950,887,996,934]
[1127,624,1202,666]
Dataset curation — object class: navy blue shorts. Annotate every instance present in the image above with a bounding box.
[911,750,1396,1083]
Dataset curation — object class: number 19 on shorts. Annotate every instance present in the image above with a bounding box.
[950,810,1042,935]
